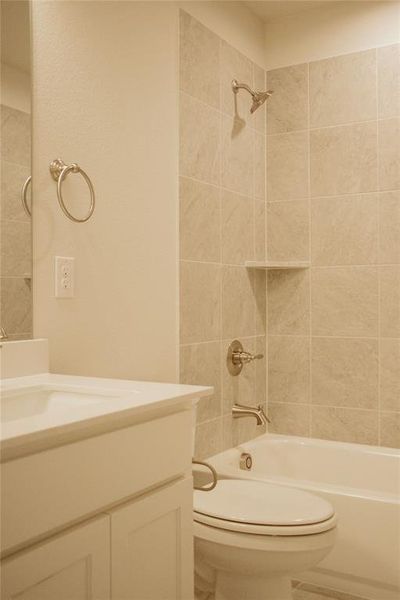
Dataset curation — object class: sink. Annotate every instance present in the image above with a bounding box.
[1,373,212,461]
[1,385,121,422]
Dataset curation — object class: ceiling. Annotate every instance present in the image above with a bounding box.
[1,0,30,73]
[244,1,338,22]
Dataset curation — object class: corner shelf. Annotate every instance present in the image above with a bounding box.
[244,261,309,270]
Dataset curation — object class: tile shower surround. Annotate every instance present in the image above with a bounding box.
[0,104,32,339]
[179,11,267,458]
[266,46,400,449]
[179,12,400,455]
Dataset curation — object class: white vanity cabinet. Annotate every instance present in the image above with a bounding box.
[1,477,193,600]
[1,516,111,600]
[0,355,212,600]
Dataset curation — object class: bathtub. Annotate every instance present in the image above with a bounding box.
[208,433,400,600]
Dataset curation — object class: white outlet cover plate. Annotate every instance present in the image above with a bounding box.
[55,256,74,298]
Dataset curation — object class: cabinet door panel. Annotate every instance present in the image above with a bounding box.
[1,516,110,600]
[111,478,193,600]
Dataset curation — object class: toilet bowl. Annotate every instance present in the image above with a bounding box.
[193,479,337,600]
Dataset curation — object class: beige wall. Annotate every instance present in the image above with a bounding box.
[266,44,400,449]
[179,1,266,67]
[264,1,400,70]
[179,10,267,459]
[31,1,179,382]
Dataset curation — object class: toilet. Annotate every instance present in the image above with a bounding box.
[193,479,337,600]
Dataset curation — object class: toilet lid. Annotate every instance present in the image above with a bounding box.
[194,479,334,527]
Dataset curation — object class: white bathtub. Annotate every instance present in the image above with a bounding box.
[209,433,400,600]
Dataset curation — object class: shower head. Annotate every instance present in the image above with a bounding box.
[250,90,273,113]
[232,79,273,114]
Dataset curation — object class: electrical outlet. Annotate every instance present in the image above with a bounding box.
[55,256,75,298]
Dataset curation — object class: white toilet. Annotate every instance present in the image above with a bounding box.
[193,479,337,600]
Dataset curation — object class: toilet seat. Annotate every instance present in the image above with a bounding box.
[194,479,336,536]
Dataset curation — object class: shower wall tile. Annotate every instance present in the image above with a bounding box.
[221,117,254,196]
[378,117,400,190]
[380,412,400,448]
[379,191,400,264]
[311,267,378,337]
[254,132,265,200]
[268,402,310,437]
[311,337,378,409]
[309,50,376,128]
[1,161,30,221]
[179,10,220,109]
[254,201,266,261]
[179,93,221,185]
[380,338,400,412]
[254,269,267,335]
[267,46,400,448]
[180,341,222,423]
[221,190,253,265]
[255,335,266,405]
[179,177,221,263]
[222,266,255,339]
[378,44,400,119]
[195,418,222,459]
[179,11,268,458]
[379,265,400,337]
[253,64,266,134]
[0,277,32,335]
[220,40,253,118]
[267,63,308,134]
[267,200,309,262]
[267,269,310,335]
[222,414,266,449]
[180,261,221,344]
[312,406,379,445]
[268,336,310,404]
[0,105,31,166]
[1,220,31,278]
[267,131,309,201]
[310,122,377,197]
[311,194,378,266]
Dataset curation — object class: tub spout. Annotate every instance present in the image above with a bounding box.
[232,404,270,426]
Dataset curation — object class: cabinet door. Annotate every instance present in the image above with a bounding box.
[111,477,193,600]
[1,515,110,600]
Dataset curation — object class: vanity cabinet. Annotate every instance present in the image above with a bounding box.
[1,478,193,600]
[1,516,111,600]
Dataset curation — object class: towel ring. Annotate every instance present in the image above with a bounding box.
[21,175,32,217]
[49,158,95,223]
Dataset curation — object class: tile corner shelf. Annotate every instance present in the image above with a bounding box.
[244,261,310,270]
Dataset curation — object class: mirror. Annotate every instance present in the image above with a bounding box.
[1,0,32,341]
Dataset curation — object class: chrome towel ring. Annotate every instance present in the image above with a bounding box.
[21,175,32,217]
[49,158,95,223]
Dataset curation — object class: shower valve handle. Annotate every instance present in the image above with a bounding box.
[232,350,264,365]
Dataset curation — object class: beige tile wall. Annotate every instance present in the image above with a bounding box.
[179,11,267,458]
[266,45,400,449]
[0,104,32,340]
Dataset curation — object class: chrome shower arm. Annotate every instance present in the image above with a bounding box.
[232,79,256,99]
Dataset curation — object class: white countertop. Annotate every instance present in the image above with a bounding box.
[1,373,212,460]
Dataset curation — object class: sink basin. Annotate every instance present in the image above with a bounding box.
[1,373,212,461]
[1,385,121,422]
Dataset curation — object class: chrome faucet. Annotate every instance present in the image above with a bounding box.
[232,403,271,426]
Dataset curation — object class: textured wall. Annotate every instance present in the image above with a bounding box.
[179,11,267,458]
[31,1,179,382]
[0,103,32,339]
[266,45,400,449]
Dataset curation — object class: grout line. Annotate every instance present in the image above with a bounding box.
[376,47,382,446]
[307,61,313,439]
[265,116,395,137]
